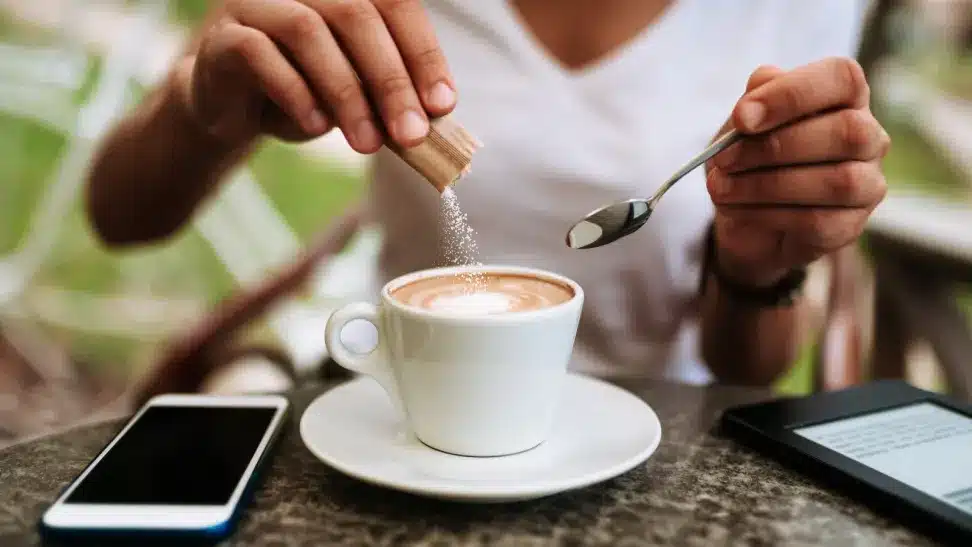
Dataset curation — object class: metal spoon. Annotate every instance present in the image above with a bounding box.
[565,129,742,249]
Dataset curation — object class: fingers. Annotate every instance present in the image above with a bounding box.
[315,0,430,147]
[713,59,883,278]
[708,160,887,208]
[204,20,329,137]
[372,0,456,115]
[231,0,381,152]
[716,207,871,264]
[734,57,870,134]
[714,108,891,173]
[224,0,455,151]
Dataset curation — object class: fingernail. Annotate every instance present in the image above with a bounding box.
[353,119,381,150]
[426,82,456,111]
[308,109,328,132]
[737,101,766,131]
[396,110,429,143]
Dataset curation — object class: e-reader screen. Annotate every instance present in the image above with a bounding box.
[793,402,972,517]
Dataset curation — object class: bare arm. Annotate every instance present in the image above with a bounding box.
[86,0,457,247]
[698,57,887,385]
[700,270,804,385]
[86,57,255,246]
[85,6,250,246]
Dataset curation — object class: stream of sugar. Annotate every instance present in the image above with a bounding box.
[438,187,485,289]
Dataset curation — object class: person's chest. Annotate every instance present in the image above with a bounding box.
[508,0,674,71]
[422,0,766,259]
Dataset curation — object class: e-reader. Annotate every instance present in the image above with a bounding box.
[719,380,972,544]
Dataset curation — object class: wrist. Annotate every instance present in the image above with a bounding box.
[703,224,806,307]
[709,223,792,289]
[712,245,790,290]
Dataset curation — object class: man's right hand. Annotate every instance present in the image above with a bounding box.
[175,0,458,151]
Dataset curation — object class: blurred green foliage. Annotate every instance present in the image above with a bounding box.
[168,0,211,25]
[935,55,972,100]
[877,114,969,197]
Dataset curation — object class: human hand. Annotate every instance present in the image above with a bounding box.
[706,57,890,288]
[174,0,456,149]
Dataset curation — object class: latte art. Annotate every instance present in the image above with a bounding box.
[391,273,574,315]
[425,291,516,316]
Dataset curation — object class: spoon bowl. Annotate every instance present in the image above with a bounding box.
[565,129,742,249]
[565,199,654,249]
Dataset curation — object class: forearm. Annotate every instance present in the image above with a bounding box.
[699,272,805,385]
[86,56,255,247]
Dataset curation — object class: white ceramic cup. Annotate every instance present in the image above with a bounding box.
[324,264,584,457]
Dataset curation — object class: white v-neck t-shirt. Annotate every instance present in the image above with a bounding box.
[367,0,871,384]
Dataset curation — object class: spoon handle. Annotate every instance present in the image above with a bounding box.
[650,128,742,201]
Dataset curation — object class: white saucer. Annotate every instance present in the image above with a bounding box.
[299,373,662,503]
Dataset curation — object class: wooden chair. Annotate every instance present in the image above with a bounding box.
[857,0,972,401]
[867,193,972,400]
[0,0,171,443]
[132,206,366,406]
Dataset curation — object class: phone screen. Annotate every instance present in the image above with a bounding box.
[794,402,972,517]
[65,406,278,506]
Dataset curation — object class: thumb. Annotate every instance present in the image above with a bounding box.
[707,65,787,157]
[727,65,787,136]
[745,64,786,92]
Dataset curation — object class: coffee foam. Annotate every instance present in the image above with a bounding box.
[390,273,573,316]
[425,291,515,316]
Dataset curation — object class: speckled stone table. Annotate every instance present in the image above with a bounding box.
[0,379,939,546]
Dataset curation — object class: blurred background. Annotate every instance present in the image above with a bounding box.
[0,0,970,445]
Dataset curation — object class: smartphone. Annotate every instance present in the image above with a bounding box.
[40,393,289,542]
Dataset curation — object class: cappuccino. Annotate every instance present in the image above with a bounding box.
[391,273,574,316]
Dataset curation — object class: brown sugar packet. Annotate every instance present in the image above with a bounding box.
[384,115,482,192]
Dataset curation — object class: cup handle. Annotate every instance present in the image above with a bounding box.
[324,302,404,417]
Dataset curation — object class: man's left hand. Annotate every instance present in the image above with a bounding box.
[706,57,890,288]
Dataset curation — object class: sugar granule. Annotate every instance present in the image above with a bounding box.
[438,187,485,288]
